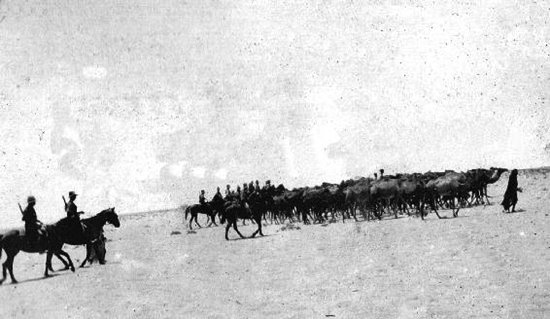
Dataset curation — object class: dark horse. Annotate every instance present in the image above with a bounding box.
[0,208,119,284]
[184,203,217,230]
[219,201,264,241]
[54,207,120,268]
[0,223,76,284]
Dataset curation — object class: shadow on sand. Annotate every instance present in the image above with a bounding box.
[504,208,526,214]
[228,234,274,241]
[0,271,72,286]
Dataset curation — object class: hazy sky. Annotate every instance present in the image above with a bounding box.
[1,0,549,226]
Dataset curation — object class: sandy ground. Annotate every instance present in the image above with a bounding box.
[1,169,549,318]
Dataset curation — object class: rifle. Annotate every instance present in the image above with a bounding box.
[62,195,68,211]
[18,203,24,214]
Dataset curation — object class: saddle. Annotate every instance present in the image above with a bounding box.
[22,223,48,253]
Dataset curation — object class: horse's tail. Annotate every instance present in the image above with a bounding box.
[0,234,3,260]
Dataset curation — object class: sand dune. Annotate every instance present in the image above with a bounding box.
[1,169,549,318]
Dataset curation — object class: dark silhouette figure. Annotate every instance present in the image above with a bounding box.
[66,191,79,218]
[66,191,85,238]
[22,196,40,245]
[501,169,520,213]
[0,207,119,284]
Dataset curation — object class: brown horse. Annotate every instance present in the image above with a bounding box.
[0,222,75,284]
[54,207,120,268]
[0,208,119,284]
[219,202,263,240]
[184,203,217,230]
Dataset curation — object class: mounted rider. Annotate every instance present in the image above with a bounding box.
[199,190,207,205]
[262,180,275,196]
[248,181,255,193]
[65,191,84,237]
[235,186,242,202]
[21,195,39,245]
[224,184,232,200]
[242,183,249,201]
[213,187,223,201]
[199,189,208,212]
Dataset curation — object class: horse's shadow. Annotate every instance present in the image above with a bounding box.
[228,234,274,241]
[0,272,67,286]
[506,209,526,214]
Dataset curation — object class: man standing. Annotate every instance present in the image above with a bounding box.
[22,196,39,245]
[501,169,521,213]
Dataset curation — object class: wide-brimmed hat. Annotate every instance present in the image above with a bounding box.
[69,191,78,197]
[27,196,36,203]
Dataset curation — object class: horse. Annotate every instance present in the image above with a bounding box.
[219,201,264,240]
[184,203,217,230]
[53,207,120,268]
[0,222,76,284]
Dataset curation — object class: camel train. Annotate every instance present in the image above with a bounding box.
[185,167,509,239]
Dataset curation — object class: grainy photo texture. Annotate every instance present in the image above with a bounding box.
[0,1,549,318]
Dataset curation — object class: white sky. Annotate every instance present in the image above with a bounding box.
[0,0,549,226]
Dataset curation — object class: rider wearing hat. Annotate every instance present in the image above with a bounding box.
[22,196,39,244]
[66,191,85,237]
[66,191,79,219]
[199,189,207,205]
[213,187,223,201]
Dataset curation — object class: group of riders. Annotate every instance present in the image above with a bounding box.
[21,191,84,245]
[199,179,276,211]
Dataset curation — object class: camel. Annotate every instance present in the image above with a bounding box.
[369,178,404,219]
[397,175,426,217]
[343,178,374,221]
[424,172,469,218]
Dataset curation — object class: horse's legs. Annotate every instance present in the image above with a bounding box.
[257,216,264,237]
[210,214,218,226]
[57,250,75,272]
[80,245,92,268]
[225,222,231,240]
[188,214,193,230]
[251,215,263,238]
[44,251,54,277]
[6,254,18,283]
[194,215,202,228]
[0,261,6,284]
[0,252,15,284]
[233,221,246,239]
[54,253,70,270]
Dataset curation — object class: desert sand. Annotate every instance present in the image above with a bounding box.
[1,169,549,318]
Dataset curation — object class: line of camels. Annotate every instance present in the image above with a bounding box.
[185,167,510,240]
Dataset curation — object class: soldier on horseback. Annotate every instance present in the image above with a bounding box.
[224,184,232,200]
[199,189,208,213]
[235,186,242,203]
[22,196,40,245]
[65,191,84,237]
[213,187,223,202]
[248,181,255,193]
[199,190,207,205]
[242,183,249,200]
